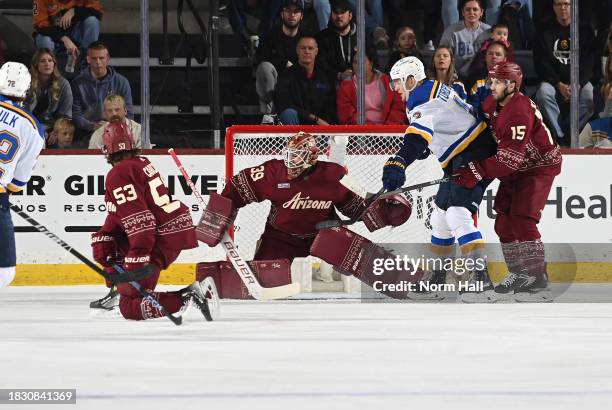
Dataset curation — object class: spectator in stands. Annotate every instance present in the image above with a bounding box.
[316,0,357,82]
[33,0,103,65]
[46,118,75,149]
[88,94,147,149]
[254,0,306,125]
[345,0,388,48]
[0,14,36,66]
[25,48,73,136]
[71,41,133,142]
[275,36,337,125]
[471,23,514,73]
[579,117,612,148]
[534,0,595,144]
[312,1,332,31]
[439,0,491,80]
[385,26,423,73]
[467,40,509,112]
[336,47,405,125]
[428,46,468,100]
[594,46,612,119]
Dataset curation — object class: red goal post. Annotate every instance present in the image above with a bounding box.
[225,125,444,260]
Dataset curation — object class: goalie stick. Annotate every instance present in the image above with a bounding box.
[9,203,154,283]
[316,176,451,230]
[167,148,301,300]
[109,260,183,326]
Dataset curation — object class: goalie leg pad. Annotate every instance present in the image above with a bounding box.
[362,194,412,232]
[196,193,235,247]
[310,227,424,299]
[196,259,292,299]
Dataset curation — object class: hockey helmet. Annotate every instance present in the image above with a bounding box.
[282,132,319,178]
[389,56,426,93]
[0,62,31,100]
[487,61,523,91]
[102,121,134,156]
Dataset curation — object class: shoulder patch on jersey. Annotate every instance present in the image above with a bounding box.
[412,111,421,119]
[278,183,290,188]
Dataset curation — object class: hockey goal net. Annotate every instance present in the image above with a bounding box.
[225,125,444,260]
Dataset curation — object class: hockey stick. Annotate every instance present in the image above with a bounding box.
[109,260,183,326]
[167,148,301,300]
[316,176,451,230]
[9,203,154,283]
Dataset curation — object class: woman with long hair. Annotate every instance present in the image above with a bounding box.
[428,45,467,100]
[384,26,422,73]
[337,47,405,125]
[25,48,73,144]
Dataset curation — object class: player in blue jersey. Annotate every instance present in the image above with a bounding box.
[382,56,497,302]
[0,62,45,287]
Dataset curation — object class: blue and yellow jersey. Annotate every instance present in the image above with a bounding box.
[467,78,491,113]
[0,95,45,194]
[404,80,488,169]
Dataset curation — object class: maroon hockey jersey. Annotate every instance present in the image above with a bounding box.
[98,157,197,269]
[222,159,365,238]
[480,93,562,176]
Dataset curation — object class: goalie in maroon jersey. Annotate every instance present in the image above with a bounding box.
[89,122,219,320]
[454,62,562,301]
[196,132,420,299]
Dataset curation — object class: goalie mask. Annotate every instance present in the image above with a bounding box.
[282,132,319,179]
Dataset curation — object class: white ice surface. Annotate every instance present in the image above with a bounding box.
[1,285,612,410]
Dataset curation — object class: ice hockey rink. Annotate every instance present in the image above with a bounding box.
[2,285,612,410]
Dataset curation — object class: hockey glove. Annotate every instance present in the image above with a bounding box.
[123,249,151,273]
[453,161,485,189]
[382,155,407,191]
[91,232,118,267]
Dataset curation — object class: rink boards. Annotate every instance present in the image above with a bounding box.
[8,151,612,285]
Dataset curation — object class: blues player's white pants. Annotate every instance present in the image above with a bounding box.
[0,195,17,287]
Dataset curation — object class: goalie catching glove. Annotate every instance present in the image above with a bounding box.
[196,193,236,246]
[361,194,412,232]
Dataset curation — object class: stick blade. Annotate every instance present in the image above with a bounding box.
[259,283,301,300]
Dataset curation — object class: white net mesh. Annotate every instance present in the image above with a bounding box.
[226,126,444,260]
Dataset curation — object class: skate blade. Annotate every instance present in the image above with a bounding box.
[460,290,498,304]
[514,289,554,303]
[90,306,122,318]
[406,292,446,301]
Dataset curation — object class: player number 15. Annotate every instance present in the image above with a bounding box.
[511,125,526,140]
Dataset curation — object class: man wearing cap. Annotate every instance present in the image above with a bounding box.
[316,0,358,82]
[254,0,306,125]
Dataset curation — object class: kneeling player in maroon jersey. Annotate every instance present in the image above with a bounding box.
[90,122,219,319]
[196,132,420,299]
[454,62,562,301]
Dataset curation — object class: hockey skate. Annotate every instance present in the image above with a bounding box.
[181,277,220,321]
[513,273,553,303]
[494,272,519,294]
[89,286,120,317]
[407,270,447,301]
[460,268,497,303]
